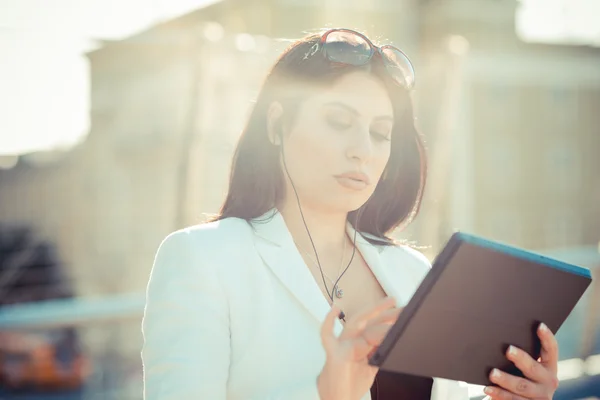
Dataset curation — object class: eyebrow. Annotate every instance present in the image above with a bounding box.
[323,101,394,122]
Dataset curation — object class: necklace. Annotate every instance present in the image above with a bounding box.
[296,238,348,299]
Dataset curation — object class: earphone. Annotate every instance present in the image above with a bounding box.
[276,120,364,322]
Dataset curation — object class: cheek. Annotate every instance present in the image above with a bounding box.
[288,121,340,165]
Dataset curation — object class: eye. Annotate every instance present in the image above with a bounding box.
[370,121,393,142]
[325,111,353,131]
[371,131,391,142]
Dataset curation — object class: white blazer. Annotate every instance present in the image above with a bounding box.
[142,209,470,400]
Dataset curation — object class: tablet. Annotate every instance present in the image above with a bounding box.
[368,232,593,386]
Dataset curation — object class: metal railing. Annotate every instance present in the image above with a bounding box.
[0,292,146,331]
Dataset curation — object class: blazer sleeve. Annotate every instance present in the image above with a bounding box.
[143,229,327,400]
[141,230,230,399]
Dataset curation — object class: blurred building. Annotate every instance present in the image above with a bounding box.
[0,0,599,341]
[0,0,423,297]
[410,0,600,256]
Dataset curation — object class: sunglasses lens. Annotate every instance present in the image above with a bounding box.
[324,31,372,66]
[381,47,415,89]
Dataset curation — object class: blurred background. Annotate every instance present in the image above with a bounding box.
[0,0,598,398]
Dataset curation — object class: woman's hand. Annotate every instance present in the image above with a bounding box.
[317,296,402,400]
[484,323,560,399]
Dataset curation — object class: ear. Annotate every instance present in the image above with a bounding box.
[267,101,284,146]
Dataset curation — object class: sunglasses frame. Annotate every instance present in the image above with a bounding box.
[319,28,416,90]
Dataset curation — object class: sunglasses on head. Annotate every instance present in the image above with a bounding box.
[314,28,416,91]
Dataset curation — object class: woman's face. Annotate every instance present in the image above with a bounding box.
[279,70,394,214]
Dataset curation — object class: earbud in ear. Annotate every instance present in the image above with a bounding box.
[272,121,283,146]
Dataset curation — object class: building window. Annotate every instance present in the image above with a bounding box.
[544,142,580,191]
[487,209,522,246]
[544,209,582,247]
[546,87,578,133]
[485,138,519,194]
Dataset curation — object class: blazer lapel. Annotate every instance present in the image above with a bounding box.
[251,209,415,333]
[347,223,408,307]
[251,209,342,333]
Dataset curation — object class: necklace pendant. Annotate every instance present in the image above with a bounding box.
[335,286,344,299]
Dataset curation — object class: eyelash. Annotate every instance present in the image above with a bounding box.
[327,119,351,130]
[327,118,391,142]
[371,131,391,142]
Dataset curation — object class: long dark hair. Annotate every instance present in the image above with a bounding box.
[212,31,428,244]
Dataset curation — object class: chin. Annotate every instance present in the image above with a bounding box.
[332,193,372,214]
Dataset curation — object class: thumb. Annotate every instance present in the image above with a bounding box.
[320,306,339,354]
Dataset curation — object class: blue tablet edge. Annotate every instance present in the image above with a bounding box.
[452,232,593,280]
[369,231,593,368]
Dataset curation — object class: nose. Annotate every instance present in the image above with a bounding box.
[345,128,373,164]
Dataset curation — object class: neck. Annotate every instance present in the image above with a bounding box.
[277,201,349,256]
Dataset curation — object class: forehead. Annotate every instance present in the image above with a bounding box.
[311,71,394,118]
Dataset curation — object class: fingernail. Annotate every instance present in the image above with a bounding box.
[507,345,518,357]
[539,322,550,333]
[490,368,502,379]
[484,386,494,395]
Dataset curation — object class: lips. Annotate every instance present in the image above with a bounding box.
[334,172,370,190]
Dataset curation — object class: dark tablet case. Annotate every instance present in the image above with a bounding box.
[368,232,593,386]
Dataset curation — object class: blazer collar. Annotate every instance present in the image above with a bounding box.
[350,227,407,306]
[250,209,406,330]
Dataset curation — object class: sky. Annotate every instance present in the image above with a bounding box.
[0,0,217,158]
[0,0,598,158]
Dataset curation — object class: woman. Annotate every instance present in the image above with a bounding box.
[142,29,560,400]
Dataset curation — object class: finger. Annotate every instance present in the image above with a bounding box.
[483,385,528,400]
[355,309,402,360]
[367,307,402,327]
[362,324,392,348]
[538,323,559,375]
[505,345,553,384]
[360,312,402,360]
[341,297,396,339]
[367,345,379,360]
[320,305,340,353]
[352,335,377,360]
[488,368,548,399]
[353,297,397,325]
